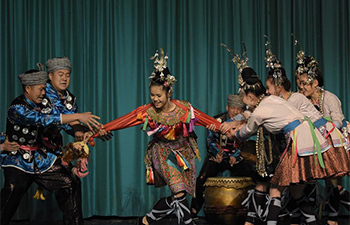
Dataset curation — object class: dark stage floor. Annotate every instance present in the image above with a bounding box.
[8,215,350,225]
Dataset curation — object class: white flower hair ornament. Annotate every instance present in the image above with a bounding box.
[149,48,177,87]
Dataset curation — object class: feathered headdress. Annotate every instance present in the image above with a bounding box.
[264,35,283,86]
[149,48,177,87]
[293,36,319,83]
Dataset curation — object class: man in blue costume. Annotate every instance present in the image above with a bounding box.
[190,94,255,218]
[0,69,100,225]
[41,57,85,145]
[41,57,110,148]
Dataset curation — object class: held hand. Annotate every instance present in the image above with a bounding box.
[206,124,217,131]
[1,137,20,152]
[83,131,94,143]
[97,125,107,136]
[79,112,102,131]
[209,152,223,164]
[229,156,237,167]
[93,125,114,142]
[220,121,245,134]
[216,153,223,163]
[97,131,113,142]
[225,127,239,140]
[220,122,234,134]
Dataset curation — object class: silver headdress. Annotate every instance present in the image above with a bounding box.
[149,48,177,87]
[293,36,319,83]
[264,35,283,86]
[221,42,250,87]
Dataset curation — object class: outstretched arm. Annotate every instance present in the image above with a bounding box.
[103,104,152,131]
[193,107,221,132]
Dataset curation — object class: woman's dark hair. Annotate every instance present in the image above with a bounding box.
[240,67,266,96]
[267,67,292,91]
[315,68,324,87]
[312,68,323,87]
[149,67,172,93]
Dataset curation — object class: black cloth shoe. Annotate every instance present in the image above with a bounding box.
[191,211,199,220]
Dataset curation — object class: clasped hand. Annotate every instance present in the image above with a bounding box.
[206,120,246,138]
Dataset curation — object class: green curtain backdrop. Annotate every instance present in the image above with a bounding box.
[1,0,349,220]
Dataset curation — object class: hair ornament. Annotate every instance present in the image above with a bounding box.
[293,36,307,74]
[149,48,177,87]
[264,35,283,86]
[221,42,249,86]
[292,34,319,83]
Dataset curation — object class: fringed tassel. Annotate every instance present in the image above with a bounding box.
[137,112,143,121]
[146,166,154,184]
[189,105,195,119]
[142,116,149,131]
[164,127,176,140]
[194,149,201,162]
[182,123,189,137]
[185,111,191,123]
[176,154,185,167]
[33,188,46,200]
[174,151,190,171]
[147,127,160,136]
[189,117,198,132]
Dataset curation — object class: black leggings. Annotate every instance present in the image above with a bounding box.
[1,162,83,225]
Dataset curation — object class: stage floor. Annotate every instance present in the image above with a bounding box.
[8,215,350,225]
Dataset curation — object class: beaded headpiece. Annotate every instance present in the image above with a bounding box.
[149,48,177,87]
[294,38,319,84]
[264,35,284,86]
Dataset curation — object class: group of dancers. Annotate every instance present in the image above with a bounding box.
[188,39,350,225]
[0,39,349,225]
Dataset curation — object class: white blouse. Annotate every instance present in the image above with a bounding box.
[321,90,345,129]
[237,95,330,156]
[288,92,322,122]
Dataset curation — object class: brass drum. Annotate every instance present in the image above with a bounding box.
[204,177,255,224]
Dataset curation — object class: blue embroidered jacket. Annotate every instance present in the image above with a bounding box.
[1,94,62,173]
[40,83,78,132]
[38,83,81,151]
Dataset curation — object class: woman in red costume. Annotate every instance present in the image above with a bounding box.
[93,49,220,225]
